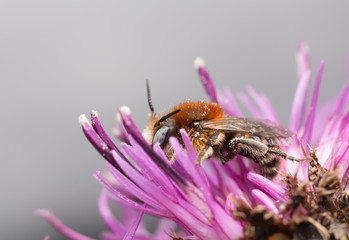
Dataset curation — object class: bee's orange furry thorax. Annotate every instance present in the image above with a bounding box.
[171,101,225,127]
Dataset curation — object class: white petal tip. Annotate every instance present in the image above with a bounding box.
[194,57,205,70]
[120,106,131,115]
[91,110,98,118]
[117,106,131,122]
[78,114,89,125]
[35,209,51,217]
[299,42,310,52]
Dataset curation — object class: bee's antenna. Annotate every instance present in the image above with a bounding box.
[146,80,155,114]
[154,109,181,127]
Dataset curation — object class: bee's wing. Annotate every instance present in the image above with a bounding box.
[202,117,293,144]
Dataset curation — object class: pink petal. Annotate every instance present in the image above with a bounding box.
[79,114,121,171]
[247,172,287,202]
[237,92,262,118]
[119,109,186,186]
[302,62,324,145]
[98,190,125,234]
[297,41,310,81]
[218,87,242,117]
[91,110,117,151]
[195,57,218,102]
[35,209,95,240]
[333,77,349,116]
[123,205,146,240]
[177,131,243,239]
[94,172,171,217]
[121,142,173,193]
[289,70,311,132]
[251,189,279,214]
[153,219,177,239]
[245,85,279,123]
[316,116,341,166]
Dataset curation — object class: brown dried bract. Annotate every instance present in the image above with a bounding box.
[232,199,294,240]
[308,147,327,183]
[232,148,348,240]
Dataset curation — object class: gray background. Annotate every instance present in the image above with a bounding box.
[1,1,349,239]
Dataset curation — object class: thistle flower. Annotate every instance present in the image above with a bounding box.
[38,42,349,239]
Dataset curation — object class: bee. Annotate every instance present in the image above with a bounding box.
[142,82,302,178]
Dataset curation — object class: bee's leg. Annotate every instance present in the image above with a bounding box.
[230,138,269,165]
[218,150,237,164]
[231,138,269,155]
[195,132,224,166]
[258,156,280,178]
[266,148,304,162]
[230,138,279,178]
[232,138,304,162]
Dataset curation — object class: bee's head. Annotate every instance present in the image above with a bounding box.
[151,109,181,148]
[142,80,181,149]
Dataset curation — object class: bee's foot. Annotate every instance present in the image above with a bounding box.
[195,158,203,166]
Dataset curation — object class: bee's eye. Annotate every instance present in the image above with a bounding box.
[190,120,201,128]
[153,126,169,148]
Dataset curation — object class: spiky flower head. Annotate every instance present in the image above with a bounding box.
[38,42,349,240]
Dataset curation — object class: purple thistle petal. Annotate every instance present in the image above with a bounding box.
[325,120,349,173]
[217,87,242,117]
[110,149,209,227]
[109,150,178,204]
[79,115,111,158]
[36,209,95,240]
[152,219,177,239]
[312,97,338,142]
[297,41,311,81]
[195,57,218,102]
[165,201,222,239]
[302,62,324,145]
[91,110,117,151]
[43,235,50,240]
[333,78,349,116]
[289,70,311,132]
[112,126,129,144]
[121,138,188,203]
[170,135,214,208]
[316,116,341,166]
[102,233,150,240]
[122,206,139,231]
[153,142,195,184]
[122,139,177,195]
[205,160,227,198]
[113,107,132,144]
[170,142,226,234]
[260,95,279,122]
[341,102,349,131]
[245,85,279,123]
[247,172,288,202]
[224,175,247,199]
[220,161,254,201]
[237,92,262,118]
[79,114,122,172]
[98,190,125,234]
[123,205,146,240]
[251,189,279,214]
[236,157,251,181]
[101,171,136,199]
[105,161,166,213]
[94,172,171,217]
[119,108,186,186]
[225,194,235,212]
[176,131,243,239]
[176,187,214,223]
